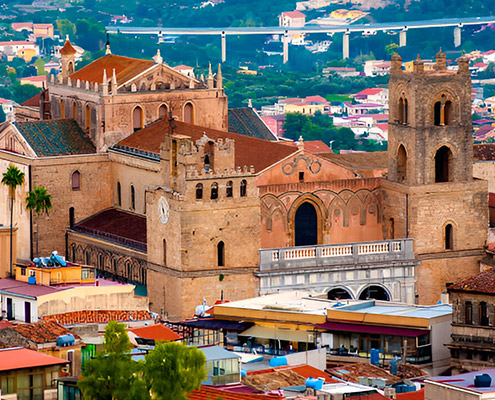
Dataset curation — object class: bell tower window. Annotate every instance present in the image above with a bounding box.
[398,97,408,124]
[435,146,453,183]
[397,144,407,183]
[445,223,453,250]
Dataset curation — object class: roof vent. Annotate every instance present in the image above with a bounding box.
[474,374,492,388]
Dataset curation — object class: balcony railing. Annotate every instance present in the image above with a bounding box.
[72,226,147,252]
[259,239,414,272]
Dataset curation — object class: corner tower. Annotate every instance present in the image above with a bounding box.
[382,51,488,304]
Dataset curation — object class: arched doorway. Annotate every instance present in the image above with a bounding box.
[328,288,353,300]
[294,202,318,246]
[435,146,453,183]
[359,285,390,301]
[133,106,143,132]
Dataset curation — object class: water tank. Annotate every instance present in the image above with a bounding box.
[390,358,398,375]
[305,377,323,391]
[28,276,36,285]
[370,348,380,366]
[474,374,492,388]
[269,356,288,367]
[56,334,75,347]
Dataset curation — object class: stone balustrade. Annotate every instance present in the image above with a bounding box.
[259,238,414,272]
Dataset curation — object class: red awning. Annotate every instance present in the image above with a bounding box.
[316,322,429,337]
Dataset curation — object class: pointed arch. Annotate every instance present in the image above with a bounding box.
[397,144,407,183]
[288,193,326,246]
[435,145,454,182]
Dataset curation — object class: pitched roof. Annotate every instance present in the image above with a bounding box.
[22,91,41,107]
[448,268,495,294]
[228,107,277,141]
[304,140,331,154]
[0,347,68,372]
[319,151,388,173]
[60,39,77,56]
[15,119,96,156]
[5,321,79,344]
[0,278,61,298]
[188,386,285,400]
[19,75,47,83]
[329,363,401,385]
[281,10,305,18]
[356,88,384,96]
[115,119,297,173]
[129,325,181,341]
[43,310,153,325]
[69,54,154,85]
[173,65,193,70]
[73,208,146,251]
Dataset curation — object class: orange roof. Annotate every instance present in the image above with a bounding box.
[20,75,47,82]
[304,140,331,154]
[129,324,181,341]
[282,10,305,18]
[187,386,285,400]
[356,88,384,96]
[0,347,68,371]
[69,54,154,85]
[396,388,424,400]
[115,119,297,173]
[284,364,339,384]
[60,39,77,56]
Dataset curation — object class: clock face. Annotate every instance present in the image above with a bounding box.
[158,196,170,224]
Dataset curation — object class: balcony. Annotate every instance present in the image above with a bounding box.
[259,239,415,272]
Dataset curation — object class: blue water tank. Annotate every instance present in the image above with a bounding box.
[269,356,288,367]
[475,374,492,388]
[390,358,398,375]
[56,334,75,347]
[305,378,323,390]
[241,369,247,377]
[370,348,380,366]
[28,276,36,285]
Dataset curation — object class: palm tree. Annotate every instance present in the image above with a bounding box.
[26,186,52,257]
[1,165,25,277]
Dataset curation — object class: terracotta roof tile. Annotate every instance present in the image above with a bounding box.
[21,91,41,107]
[448,267,495,294]
[10,321,80,343]
[474,143,495,161]
[304,140,331,154]
[396,388,424,400]
[69,54,154,85]
[43,310,152,325]
[329,363,401,385]
[188,386,284,400]
[115,119,297,173]
[60,40,77,55]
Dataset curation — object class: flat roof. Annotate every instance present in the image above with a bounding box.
[333,303,452,319]
[0,278,63,298]
[427,369,495,394]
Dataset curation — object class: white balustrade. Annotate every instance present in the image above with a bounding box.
[321,245,353,257]
[284,248,316,260]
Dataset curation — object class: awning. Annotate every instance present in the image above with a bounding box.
[240,325,312,342]
[179,318,253,332]
[316,322,429,337]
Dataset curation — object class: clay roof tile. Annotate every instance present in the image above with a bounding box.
[60,40,77,56]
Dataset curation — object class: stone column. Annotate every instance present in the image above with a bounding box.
[454,26,462,48]
[400,29,407,47]
[283,31,289,64]
[343,32,350,59]
[221,31,226,63]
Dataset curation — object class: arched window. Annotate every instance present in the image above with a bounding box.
[68,61,74,74]
[159,104,168,119]
[434,101,442,126]
[163,239,167,265]
[117,182,121,207]
[217,241,225,267]
[85,251,91,266]
[130,185,135,210]
[226,181,233,197]
[184,103,194,123]
[465,301,473,325]
[445,223,453,250]
[60,100,65,118]
[85,104,90,130]
[398,97,408,124]
[71,245,76,262]
[211,183,218,200]
[435,146,453,183]
[444,101,452,125]
[480,301,489,326]
[397,144,407,183]
[133,106,143,132]
[204,142,214,169]
[69,207,75,229]
[71,171,80,190]
[196,183,203,199]
[240,179,247,197]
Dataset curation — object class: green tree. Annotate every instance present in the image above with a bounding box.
[78,321,148,400]
[56,19,76,39]
[144,341,206,400]
[1,165,25,277]
[385,43,399,57]
[26,186,52,256]
[0,107,6,123]
[283,113,309,141]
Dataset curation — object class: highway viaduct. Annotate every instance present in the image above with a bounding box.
[106,16,495,63]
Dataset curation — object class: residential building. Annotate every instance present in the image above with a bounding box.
[19,75,47,88]
[32,23,53,39]
[13,260,96,286]
[0,41,39,61]
[173,64,195,78]
[279,11,306,28]
[485,96,495,114]
[447,268,495,373]
[364,60,391,77]
[261,114,285,137]
[0,347,68,399]
[0,98,15,121]
[425,369,495,400]
[323,66,361,78]
[353,88,389,106]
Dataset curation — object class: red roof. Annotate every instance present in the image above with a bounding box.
[281,10,305,19]
[173,65,193,70]
[396,388,424,400]
[304,95,329,104]
[116,119,297,173]
[0,41,34,46]
[0,347,68,371]
[0,321,13,329]
[20,75,47,82]
[448,268,495,294]
[304,140,331,154]
[356,88,383,96]
[60,39,77,56]
[129,324,181,341]
[187,386,285,400]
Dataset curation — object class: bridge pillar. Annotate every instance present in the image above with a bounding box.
[283,31,289,64]
[399,30,407,47]
[343,32,350,59]
[454,26,461,48]
[221,31,226,63]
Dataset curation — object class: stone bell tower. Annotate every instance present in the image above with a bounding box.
[60,36,77,79]
[382,51,488,305]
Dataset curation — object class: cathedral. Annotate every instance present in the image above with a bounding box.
[0,42,488,319]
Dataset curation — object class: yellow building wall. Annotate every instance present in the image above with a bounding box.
[0,227,17,278]
[284,103,326,115]
[17,48,37,62]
